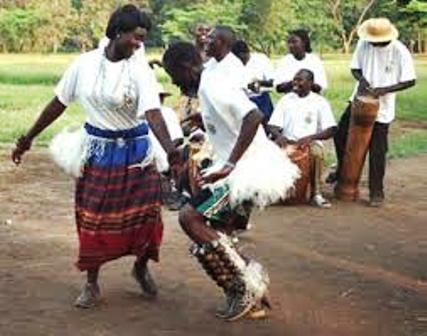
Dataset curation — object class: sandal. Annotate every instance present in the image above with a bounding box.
[311,194,332,209]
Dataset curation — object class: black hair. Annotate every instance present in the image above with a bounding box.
[106,4,151,40]
[298,68,314,81]
[214,25,236,49]
[289,29,312,53]
[162,41,202,74]
[231,39,250,55]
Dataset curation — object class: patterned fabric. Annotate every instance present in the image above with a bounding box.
[75,123,163,271]
[191,185,251,225]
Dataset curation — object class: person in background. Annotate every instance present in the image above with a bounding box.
[329,18,416,207]
[231,40,275,124]
[193,22,212,63]
[269,69,336,208]
[11,4,181,308]
[274,29,328,94]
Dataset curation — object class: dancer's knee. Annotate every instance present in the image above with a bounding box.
[178,204,198,232]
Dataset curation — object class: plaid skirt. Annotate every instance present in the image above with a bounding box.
[75,123,163,271]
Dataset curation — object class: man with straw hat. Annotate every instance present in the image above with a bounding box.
[329,18,416,207]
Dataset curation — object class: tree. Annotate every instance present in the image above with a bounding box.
[327,0,377,53]
[239,0,291,55]
[160,0,243,45]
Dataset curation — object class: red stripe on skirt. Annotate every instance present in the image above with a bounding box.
[75,163,163,271]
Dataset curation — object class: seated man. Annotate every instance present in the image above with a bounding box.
[268,69,337,208]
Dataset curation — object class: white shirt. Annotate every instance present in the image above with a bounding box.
[55,48,160,130]
[150,106,183,173]
[350,39,416,123]
[269,92,336,141]
[203,52,250,90]
[274,53,328,90]
[245,52,274,82]
[198,62,268,163]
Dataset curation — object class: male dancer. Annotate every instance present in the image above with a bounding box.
[162,28,298,321]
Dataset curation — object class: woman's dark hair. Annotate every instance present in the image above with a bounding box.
[162,41,202,75]
[231,39,250,55]
[106,4,152,39]
[289,29,312,53]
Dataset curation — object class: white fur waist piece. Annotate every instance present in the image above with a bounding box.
[216,141,300,208]
[49,127,153,178]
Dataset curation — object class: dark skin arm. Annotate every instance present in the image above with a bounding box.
[352,69,416,97]
[148,59,163,69]
[371,79,416,97]
[276,81,293,93]
[11,97,66,165]
[145,109,183,174]
[200,109,264,184]
[267,125,290,147]
[248,79,274,93]
[296,126,337,148]
[352,69,373,95]
[277,81,323,94]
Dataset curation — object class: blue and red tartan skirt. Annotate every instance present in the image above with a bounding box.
[75,123,163,271]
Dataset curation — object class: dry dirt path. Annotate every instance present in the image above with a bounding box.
[0,147,426,336]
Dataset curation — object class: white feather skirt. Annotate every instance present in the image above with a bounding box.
[217,140,300,208]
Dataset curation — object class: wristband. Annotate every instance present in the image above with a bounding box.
[224,161,235,169]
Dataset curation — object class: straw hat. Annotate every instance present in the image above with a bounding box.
[357,18,398,43]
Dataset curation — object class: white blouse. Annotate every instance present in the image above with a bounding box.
[55,48,161,130]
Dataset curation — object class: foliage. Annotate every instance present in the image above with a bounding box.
[239,0,291,54]
[0,0,425,53]
[160,0,244,44]
[0,7,44,52]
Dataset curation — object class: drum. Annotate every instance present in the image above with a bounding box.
[283,145,310,204]
[335,96,379,201]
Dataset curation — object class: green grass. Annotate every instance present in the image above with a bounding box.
[0,52,426,158]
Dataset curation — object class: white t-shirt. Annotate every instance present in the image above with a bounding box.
[198,63,267,163]
[203,52,250,90]
[245,52,274,82]
[350,39,416,123]
[269,92,336,141]
[55,48,161,130]
[274,53,328,90]
[150,106,183,173]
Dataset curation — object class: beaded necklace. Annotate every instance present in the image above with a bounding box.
[91,48,137,118]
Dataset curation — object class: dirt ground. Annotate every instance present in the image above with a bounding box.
[0,146,426,336]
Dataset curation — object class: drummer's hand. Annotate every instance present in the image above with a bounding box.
[275,135,289,148]
[197,165,233,186]
[371,87,388,97]
[357,77,372,95]
[11,135,32,165]
[296,136,312,149]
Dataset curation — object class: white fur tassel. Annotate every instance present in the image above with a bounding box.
[225,140,300,208]
[49,127,86,178]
